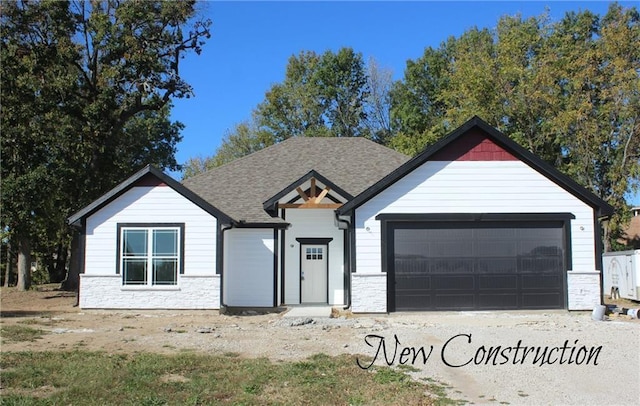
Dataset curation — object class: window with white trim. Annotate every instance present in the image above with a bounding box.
[119,225,182,286]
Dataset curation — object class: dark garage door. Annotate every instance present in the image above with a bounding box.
[389,221,566,311]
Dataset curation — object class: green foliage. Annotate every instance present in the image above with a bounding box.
[255,48,370,141]
[0,351,440,405]
[387,3,639,248]
[1,0,210,283]
[0,325,48,343]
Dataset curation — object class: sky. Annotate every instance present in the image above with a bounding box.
[169,0,638,204]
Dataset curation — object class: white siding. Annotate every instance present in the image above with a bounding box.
[224,229,274,307]
[353,160,598,313]
[82,186,219,309]
[283,209,344,305]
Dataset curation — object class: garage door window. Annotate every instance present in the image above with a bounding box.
[394,225,564,275]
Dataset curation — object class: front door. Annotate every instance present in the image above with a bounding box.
[301,245,327,303]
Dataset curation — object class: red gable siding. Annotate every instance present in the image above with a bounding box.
[431,129,517,161]
[134,173,167,187]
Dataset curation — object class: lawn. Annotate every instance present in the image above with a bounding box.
[0,351,448,405]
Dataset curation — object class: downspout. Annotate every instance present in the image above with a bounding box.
[68,219,85,308]
[596,213,607,306]
[219,223,234,311]
[335,212,352,310]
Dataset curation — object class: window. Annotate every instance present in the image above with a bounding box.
[118,224,183,286]
[305,247,323,260]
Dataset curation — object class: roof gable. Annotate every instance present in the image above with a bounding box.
[68,165,233,227]
[338,116,614,217]
[430,129,517,161]
[263,170,354,216]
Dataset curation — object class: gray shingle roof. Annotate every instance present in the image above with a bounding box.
[182,137,410,224]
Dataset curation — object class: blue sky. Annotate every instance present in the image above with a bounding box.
[170,1,638,204]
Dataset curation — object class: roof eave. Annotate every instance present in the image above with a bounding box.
[234,221,290,229]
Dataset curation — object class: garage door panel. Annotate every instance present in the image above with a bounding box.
[435,294,475,309]
[520,257,563,273]
[395,258,429,273]
[390,220,566,311]
[521,292,562,308]
[479,275,518,289]
[521,274,563,289]
[432,259,474,273]
[476,240,518,256]
[478,293,518,308]
[432,275,475,289]
[396,294,431,310]
[396,275,430,290]
[476,258,518,273]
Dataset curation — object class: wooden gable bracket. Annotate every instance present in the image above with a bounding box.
[279,178,343,209]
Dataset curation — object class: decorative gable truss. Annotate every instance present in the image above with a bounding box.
[263,170,353,215]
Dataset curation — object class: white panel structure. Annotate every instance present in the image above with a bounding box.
[603,250,640,300]
[283,209,345,305]
[80,186,219,309]
[223,228,275,307]
[353,160,598,313]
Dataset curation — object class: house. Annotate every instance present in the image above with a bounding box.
[68,117,614,312]
[619,207,640,249]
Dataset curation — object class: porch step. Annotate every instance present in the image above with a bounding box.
[283,306,332,318]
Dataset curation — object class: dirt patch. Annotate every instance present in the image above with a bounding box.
[0,285,355,357]
[160,373,191,383]
[0,285,77,318]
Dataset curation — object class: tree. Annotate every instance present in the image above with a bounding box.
[1,0,78,290]
[182,119,274,179]
[364,58,394,144]
[546,5,640,250]
[1,0,211,290]
[256,48,370,140]
[388,3,639,249]
[387,44,452,155]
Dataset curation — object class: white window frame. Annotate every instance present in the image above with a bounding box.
[117,223,184,286]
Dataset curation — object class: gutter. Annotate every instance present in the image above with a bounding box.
[335,212,352,310]
[219,223,234,310]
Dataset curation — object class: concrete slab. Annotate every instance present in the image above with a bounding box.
[282,306,332,318]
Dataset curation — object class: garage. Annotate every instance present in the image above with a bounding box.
[384,216,570,311]
[344,117,614,313]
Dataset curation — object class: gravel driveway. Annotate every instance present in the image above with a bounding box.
[2,288,638,405]
[344,311,639,405]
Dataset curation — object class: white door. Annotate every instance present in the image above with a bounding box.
[301,245,327,303]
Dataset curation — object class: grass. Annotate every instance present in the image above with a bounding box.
[0,351,444,405]
[421,377,467,405]
[1,325,48,342]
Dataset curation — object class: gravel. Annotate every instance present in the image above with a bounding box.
[344,311,640,405]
